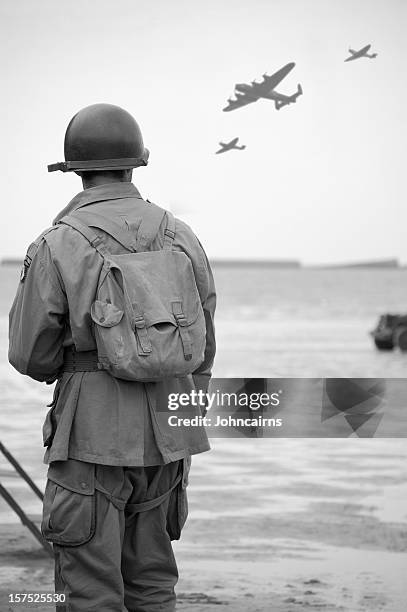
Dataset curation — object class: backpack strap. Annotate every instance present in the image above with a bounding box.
[59,215,109,258]
[73,211,137,252]
[136,200,167,251]
[172,300,193,360]
[163,212,176,251]
[61,202,171,254]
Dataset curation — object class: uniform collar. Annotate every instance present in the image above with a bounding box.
[53,182,143,224]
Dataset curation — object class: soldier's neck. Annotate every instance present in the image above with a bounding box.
[81,170,133,190]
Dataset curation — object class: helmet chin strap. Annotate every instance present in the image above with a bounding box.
[48,150,150,173]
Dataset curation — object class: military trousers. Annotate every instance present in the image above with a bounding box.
[41,458,189,612]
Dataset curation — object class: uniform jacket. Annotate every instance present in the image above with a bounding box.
[8,182,216,466]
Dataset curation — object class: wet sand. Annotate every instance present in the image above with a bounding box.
[1,438,406,611]
[174,439,407,611]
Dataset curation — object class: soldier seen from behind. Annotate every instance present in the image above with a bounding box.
[8,103,216,612]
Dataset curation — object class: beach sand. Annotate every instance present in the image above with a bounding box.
[0,438,406,611]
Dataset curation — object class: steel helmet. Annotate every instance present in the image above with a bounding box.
[48,103,149,172]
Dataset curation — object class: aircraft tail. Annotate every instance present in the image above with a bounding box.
[275,84,303,110]
[371,53,378,58]
[290,84,303,102]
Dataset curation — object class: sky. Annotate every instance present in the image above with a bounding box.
[0,0,406,264]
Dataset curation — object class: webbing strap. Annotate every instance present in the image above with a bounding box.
[74,210,137,252]
[94,480,127,511]
[125,473,182,516]
[136,200,167,251]
[62,202,170,255]
[59,216,109,258]
[172,301,192,361]
[132,302,152,354]
[163,212,176,250]
[48,154,149,173]
[94,473,182,521]
[63,347,100,372]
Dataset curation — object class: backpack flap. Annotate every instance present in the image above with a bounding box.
[91,251,206,381]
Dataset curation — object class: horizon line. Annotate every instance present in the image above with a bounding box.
[1,257,403,269]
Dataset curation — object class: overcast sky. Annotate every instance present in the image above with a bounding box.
[0,0,405,264]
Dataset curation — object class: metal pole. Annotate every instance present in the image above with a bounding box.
[0,441,43,501]
[0,482,53,558]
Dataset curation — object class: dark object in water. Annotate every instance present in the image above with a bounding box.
[370,314,407,351]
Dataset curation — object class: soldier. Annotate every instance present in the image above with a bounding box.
[8,103,216,612]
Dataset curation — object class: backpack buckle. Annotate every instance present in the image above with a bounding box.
[174,312,188,327]
[134,314,146,329]
[90,235,103,248]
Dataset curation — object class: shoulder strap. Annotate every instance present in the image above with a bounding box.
[59,215,109,258]
[61,201,169,254]
[163,212,176,251]
[136,200,167,251]
[73,210,137,252]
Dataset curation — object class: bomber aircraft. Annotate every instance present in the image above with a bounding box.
[215,137,246,155]
[344,44,377,62]
[223,62,303,112]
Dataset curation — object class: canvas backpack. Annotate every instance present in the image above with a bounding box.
[59,202,206,382]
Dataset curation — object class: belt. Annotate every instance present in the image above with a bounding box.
[63,347,100,372]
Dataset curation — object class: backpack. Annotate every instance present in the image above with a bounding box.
[59,202,206,382]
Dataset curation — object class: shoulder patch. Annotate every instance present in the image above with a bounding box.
[20,242,38,282]
[19,227,56,283]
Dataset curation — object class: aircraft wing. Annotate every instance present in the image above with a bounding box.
[223,94,257,112]
[261,62,296,91]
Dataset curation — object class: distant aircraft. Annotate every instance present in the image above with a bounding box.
[215,137,246,154]
[344,44,377,62]
[223,62,303,112]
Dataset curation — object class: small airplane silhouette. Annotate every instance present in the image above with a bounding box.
[215,137,246,155]
[223,62,303,112]
[344,44,377,62]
